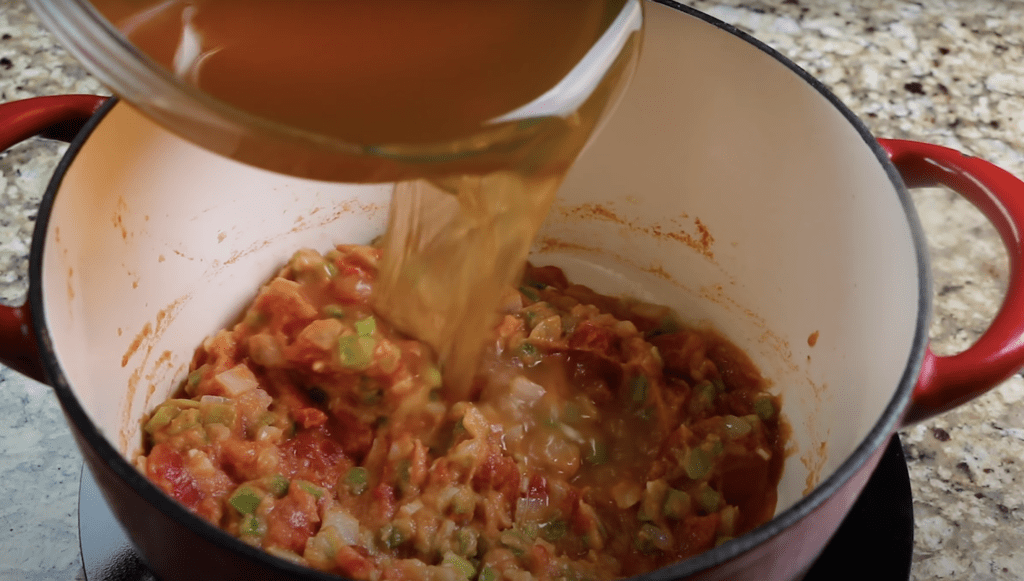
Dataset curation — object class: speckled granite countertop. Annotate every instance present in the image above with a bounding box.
[0,1,1022,579]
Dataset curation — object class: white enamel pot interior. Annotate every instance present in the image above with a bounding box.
[33,3,930,581]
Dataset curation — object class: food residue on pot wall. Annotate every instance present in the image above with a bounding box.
[122,322,151,368]
[119,295,190,454]
[112,196,129,241]
[808,331,819,347]
[552,202,716,259]
[802,441,828,495]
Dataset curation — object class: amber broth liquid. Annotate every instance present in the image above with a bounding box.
[90,0,642,397]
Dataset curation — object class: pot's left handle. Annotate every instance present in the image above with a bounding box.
[0,95,109,383]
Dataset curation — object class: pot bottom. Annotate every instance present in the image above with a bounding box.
[78,436,913,581]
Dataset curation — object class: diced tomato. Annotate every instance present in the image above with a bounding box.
[282,428,348,486]
[253,278,319,334]
[524,264,569,290]
[218,438,261,482]
[291,407,328,429]
[526,474,549,501]
[568,321,615,353]
[677,514,720,557]
[336,545,374,579]
[649,332,703,378]
[327,404,374,458]
[146,444,203,509]
[528,542,553,577]
[265,486,321,553]
[370,483,397,523]
[472,451,519,501]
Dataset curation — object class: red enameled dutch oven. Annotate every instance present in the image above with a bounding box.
[3,2,1024,581]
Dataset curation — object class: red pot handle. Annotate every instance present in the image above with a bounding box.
[879,138,1024,424]
[0,95,108,383]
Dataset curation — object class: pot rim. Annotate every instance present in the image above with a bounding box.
[29,2,930,579]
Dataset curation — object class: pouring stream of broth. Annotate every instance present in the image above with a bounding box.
[89,0,644,399]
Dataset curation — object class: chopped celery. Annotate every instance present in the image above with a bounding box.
[267,474,290,498]
[338,335,375,369]
[639,480,668,523]
[239,514,266,537]
[451,417,467,440]
[562,401,582,424]
[649,315,680,337]
[324,260,339,278]
[479,566,497,581]
[381,524,405,549]
[245,310,268,328]
[520,522,539,540]
[395,459,412,484]
[663,488,691,519]
[697,485,721,513]
[201,402,236,427]
[636,505,654,523]
[186,367,206,393]
[754,396,776,421]
[144,404,180,434]
[455,527,477,556]
[345,467,369,495]
[358,379,383,405]
[499,528,532,556]
[524,311,540,327]
[721,415,753,440]
[584,440,609,466]
[295,480,325,500]
[424,365,443,388]
[519,285,540,302]
[524,279,547,290]
[322,304,346,319]
[710,439,724,456]
[685,448,712,480]
[689,382,717,413]
[229,486,262,515]
[442,552,476,579]
[166,398,201,409]
[635,524,670,554]
[167,408,201,435]
[629,375,649,404]
[254,412,277,432]
[698,382,716,401]
[541,519,568,541]
[519,342,538,357]
[355,315,376,337]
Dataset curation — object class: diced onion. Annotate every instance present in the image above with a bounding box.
[515,496,546,525]
[214,364,259,396]
[509,376,545,406]
[611,481,643,509]
[321,507,361,546]
[400,499,425,517]
[722,415,753,440]
[248,334,286,367]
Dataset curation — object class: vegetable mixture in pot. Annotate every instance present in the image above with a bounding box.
[138,244,786,580]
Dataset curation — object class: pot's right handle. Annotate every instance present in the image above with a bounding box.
[0,95,109,383]
[880,139,1024,424]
